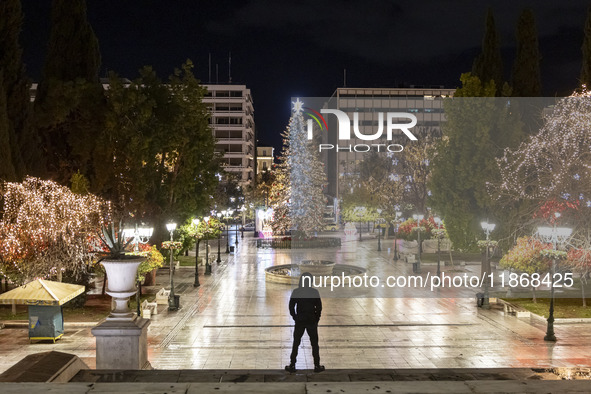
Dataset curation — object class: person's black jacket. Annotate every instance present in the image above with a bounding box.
[289,272,322,325]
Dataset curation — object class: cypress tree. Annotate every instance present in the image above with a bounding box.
[0,0,36,178]
[511,9,541,97]
[0,75,16,181]
[34,0,103,183]
[36,0,101,102]
[581,6,591,88]
[472,8,504,95]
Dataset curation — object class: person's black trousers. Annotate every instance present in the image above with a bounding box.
[290,323,320,365]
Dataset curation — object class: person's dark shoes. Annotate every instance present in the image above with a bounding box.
[314,364,325,373]
[285,364,296,373]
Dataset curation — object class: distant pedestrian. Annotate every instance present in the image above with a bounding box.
[285,272,325,373]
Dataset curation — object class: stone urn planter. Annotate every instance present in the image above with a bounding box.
[298,260,335,276]
[101,257,145,320]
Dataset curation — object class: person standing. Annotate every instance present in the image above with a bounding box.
[285,272,325,373]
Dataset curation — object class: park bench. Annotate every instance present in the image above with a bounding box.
[498,299,530,317]
[141,300,158,319]
[155,288,170,305]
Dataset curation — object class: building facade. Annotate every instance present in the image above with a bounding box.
[203,84,256,185]
[256,146,274,173]
[320,86,456,199]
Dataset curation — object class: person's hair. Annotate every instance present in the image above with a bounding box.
[300,272,313,287]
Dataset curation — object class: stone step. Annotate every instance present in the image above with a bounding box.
[71,367,550,383]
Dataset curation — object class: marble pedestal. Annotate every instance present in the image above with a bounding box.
[91,317,151,370]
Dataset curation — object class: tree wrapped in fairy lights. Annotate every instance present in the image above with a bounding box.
[0,177,106,283]
[495,90,591,303]
[270,99,326,237]
[496,90,591,206]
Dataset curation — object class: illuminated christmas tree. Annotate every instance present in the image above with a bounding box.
[270,99,326,237]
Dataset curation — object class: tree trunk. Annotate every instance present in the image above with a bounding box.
[532,286,537,303]
[582,277,587,307]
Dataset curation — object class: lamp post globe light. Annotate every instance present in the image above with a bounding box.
[224,209,233,253]
[122,225,154,317]
[537,218,572,342]
[216,212,222,263]
[192,218,201,287]
[204,216,212,275]
[166,222,179,311]
[355,206,365,241]
[434,217,443,277]
[412,214,424,273]
[480,221,496,309]
[393,211,402,261]
[376,209,382,252]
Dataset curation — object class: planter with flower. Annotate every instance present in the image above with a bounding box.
[161,241,183,268]
[500,236,552,302]
[97,221,145,320]
[128,244,164,287]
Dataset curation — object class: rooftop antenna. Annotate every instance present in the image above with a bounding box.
[216,64,219,84]
[208,53,211,83]
[343,69,347,87]
[228,51,232,83]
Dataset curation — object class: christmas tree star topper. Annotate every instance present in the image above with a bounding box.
[292,98,304,114]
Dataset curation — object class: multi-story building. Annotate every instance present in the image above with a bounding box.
[256,146,274,173]
[203,84,255,185]
[319,86,456,199]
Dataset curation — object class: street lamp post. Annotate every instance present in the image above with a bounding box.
[192,219,200,287]
[413,214,424,273]
[393,211,401,261]
[241,205,246,239]
[204,216,212,275]
[123,225,153,317]
[434,217,443,277]
[216,212,222,263]
[480,221,496,309]
[223,209,232,253]
[537,217,572,342]
[355,206,365,241]
[166,222,178,311]
[376,209,382,252]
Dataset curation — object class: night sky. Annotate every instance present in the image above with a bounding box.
[19,0,591,150]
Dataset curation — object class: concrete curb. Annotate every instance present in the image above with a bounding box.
[0,320,97,328]
[497,300,591,324]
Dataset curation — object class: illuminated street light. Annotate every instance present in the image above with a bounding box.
[480,221,496,309]
[537,215,572,342]
[166,222,179,311]
[412,214,424,273]
[192,218,200,287]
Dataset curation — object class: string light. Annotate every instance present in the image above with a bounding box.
[0,177,107,283]
[497,90,591,203]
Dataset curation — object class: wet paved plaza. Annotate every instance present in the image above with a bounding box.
[1,233,590,373]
